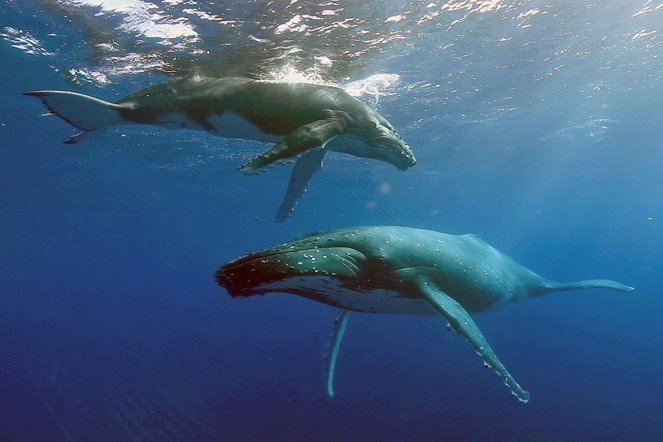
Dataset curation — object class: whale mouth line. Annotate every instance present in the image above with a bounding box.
[224,244,346,267]
[393,265,440,273]
[330,133,414,169]
[216,245,367,298]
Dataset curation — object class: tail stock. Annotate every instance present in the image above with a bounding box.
[24,90,130,142]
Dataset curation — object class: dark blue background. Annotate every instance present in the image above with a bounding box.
[1,2,662,440]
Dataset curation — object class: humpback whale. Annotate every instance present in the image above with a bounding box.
[24,77,415,221]
[215,226,634,402]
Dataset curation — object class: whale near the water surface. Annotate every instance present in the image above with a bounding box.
[24,76,415,221]
[215,226,634,402]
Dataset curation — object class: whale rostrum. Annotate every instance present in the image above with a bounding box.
[25,77,416,221]
[216,226,634,402]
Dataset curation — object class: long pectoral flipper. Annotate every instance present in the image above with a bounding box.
[416,276,530,403]
[275,148,327,223]
[323,309,350,398]
[239,115,347,175]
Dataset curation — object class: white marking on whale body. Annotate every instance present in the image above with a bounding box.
[207,112,282,143]
[257,276,437,315]
[155,111,282,143]
[156,112,201,130]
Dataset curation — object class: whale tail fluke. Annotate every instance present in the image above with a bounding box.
[24,90,130,143]
[541,279,635,294]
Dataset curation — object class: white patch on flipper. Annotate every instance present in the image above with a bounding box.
[207,112,282,143]
[257,276,437,315]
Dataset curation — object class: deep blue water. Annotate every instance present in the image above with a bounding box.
[1,1,663,441]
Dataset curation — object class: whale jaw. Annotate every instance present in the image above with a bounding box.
[326,120,416,172]
[216,245,367,298]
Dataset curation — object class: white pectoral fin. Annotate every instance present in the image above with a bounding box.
[275,147,327,222]
[238,116,347,175]
[323,309,350,398]
[416,276,530,403]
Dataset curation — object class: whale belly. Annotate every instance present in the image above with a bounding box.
[257,276,436,316]
[206,112,282,143]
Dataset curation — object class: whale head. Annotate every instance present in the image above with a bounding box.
[365,121,416,171]
[325,110,416,171]
[215,230,372,299]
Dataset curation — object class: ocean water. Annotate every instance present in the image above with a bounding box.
[1,1,662,441]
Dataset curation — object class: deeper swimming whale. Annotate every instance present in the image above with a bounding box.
[25,76,416,221]
[216,226,634,402]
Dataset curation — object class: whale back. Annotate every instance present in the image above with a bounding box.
[118,77,373,134]
[338,227,550,312]
[366,228,634,310]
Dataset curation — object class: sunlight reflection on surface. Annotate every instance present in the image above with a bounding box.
[4,0,662,150]
[63,0,198,39]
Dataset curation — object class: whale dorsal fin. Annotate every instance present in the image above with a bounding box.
[322,309,350,398]
[465,233,486,241]
[238,114,348,175]
[275,147,327,222]
[415,276,530,403]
